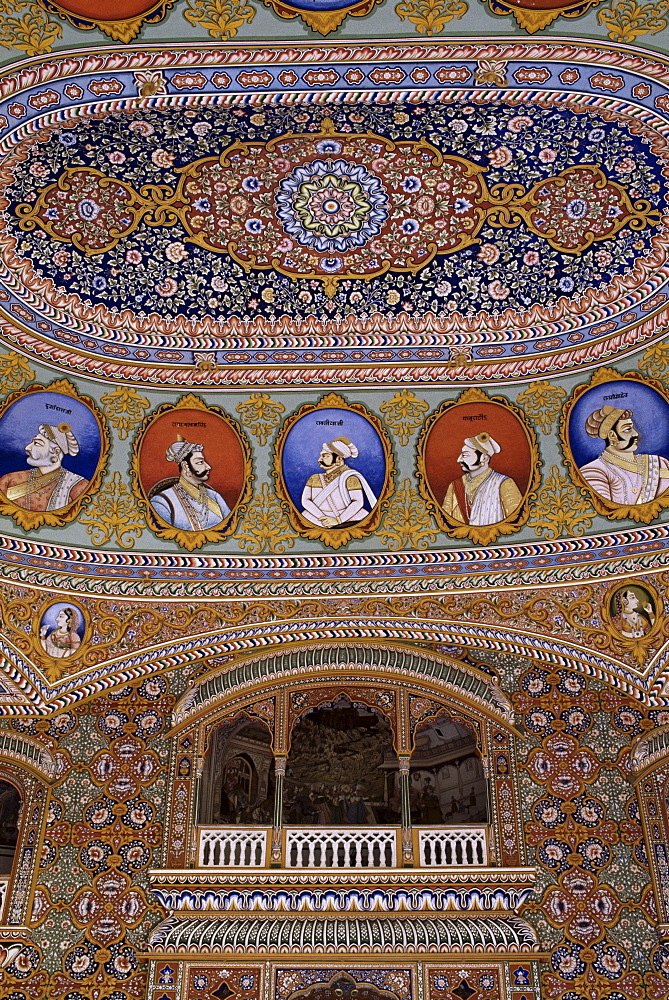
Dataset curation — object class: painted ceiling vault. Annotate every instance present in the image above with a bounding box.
[0,1,668,1000]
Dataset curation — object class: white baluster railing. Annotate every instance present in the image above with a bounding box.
[198,827,268,867]
[418,826,487,866]
[285,827,397,868]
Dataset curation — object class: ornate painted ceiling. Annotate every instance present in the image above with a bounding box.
[0,0,664,713]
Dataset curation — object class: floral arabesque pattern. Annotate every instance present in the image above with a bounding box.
[515,667,659,1000]
[4,101,666,323]
[1,675,175,1000]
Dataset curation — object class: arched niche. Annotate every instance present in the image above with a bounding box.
[409,714,488,826]
[0,776,21,875]
[198,712,274,826]
[284,694,401,826]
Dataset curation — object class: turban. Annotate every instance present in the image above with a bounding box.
[40,423,79,456]
[464,432,500,458]
[585,405,632,440]
[165,435,204,464]
[324,437,358,460]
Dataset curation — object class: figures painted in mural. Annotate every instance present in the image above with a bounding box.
[276,395,392,547]
[38,602,84,659]
[609,585,656,638]
[283,699,401,825]
[0,422,89,512]
[149,435,231,532]
[134,397,250,546]
[578,405,669,505]
[410,721,488,825]
[418,389,536,543]
[0,387,104,527]
[301,436,378,528]
[441,432,522,526]
[565,375,669,518]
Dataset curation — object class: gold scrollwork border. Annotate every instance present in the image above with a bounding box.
[0,378,109,531]
[32,596,89,675]
[261,0,383,33]
[272,392,395,549]
[560,367,669,523]
[416,386,541,545]
[131,393,253,551]
[37,0,176,42]
[600,578,665,667]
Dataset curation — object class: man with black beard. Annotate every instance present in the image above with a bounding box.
[149,435,230,531]
[579,405,669,505]
[442,432,522,525]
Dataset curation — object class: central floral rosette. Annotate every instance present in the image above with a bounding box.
[276,158,388,253]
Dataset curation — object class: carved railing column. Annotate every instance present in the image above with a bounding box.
[271,755,287,867]
[398,754,414,867]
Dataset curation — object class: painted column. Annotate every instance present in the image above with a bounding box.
[398,754,414,867]
[271,755,286,867]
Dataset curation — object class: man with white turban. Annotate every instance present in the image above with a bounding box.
[301,436,377,528]
[442,432,522,526]
[578,405,669,505]
[150,435,230,532]
[0,422,89,511]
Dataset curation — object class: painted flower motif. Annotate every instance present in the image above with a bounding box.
[566,198,588,220]
[594,249,613,267]
[321,257,343,272]
[617,156,636,173]
[488,279,510,300]
[414,194,435,216]
[401,219,419,234]
[156,278,178,297]
[507,115,532,132]
[450,119,468,133]
[477,243,500,264]
[538,148,557,163]
[588,128,605,141]
[276,159,388,253]
[125,249,142,264]
[151,148,176,168]
[107,151,126,165]
[245,218,264,233]
[523,250,540,266]
[487,146,513,167]
[29,162,49,178]
[559,276,575,292]
[241,176,261,192]
[454,198,472,214]
[402,176,422,192]
[316,139,342,154]
[165,241,188,263]
[276,237,293,252]
[386,289,401,305]
[92,276,107,291]
[129,120,155,136]
[434,281,452,297]
[45,207,59,220]
[230,195,250,215]
[77,198,101,221]
[194,197,211,211]
[193,122,212,135]
[58,132,77,146]
[211,275,228,292]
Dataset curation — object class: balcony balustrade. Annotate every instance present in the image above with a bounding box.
[197,825,488,869]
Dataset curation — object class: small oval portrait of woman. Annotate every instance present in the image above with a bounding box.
[608,584,657,639]
[38,602,85,660]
